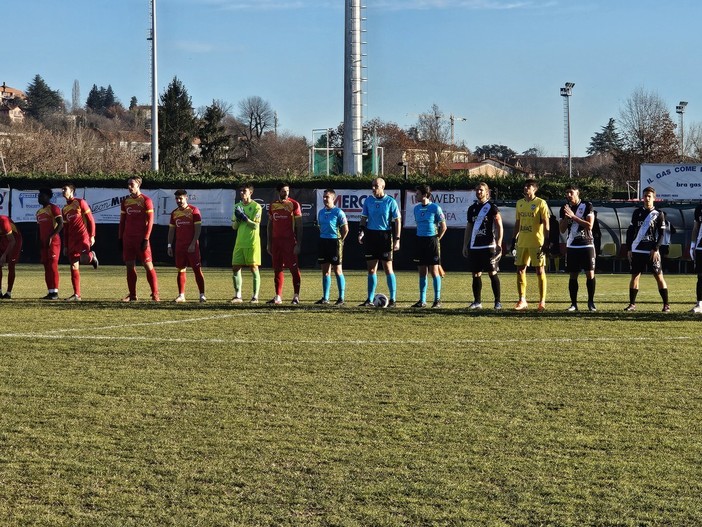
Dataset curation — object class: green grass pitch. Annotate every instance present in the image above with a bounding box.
[1,264,701,525]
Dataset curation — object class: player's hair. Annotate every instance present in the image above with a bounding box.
[323,188,336,196]
[128,176,143,187]
[415,184,432,199]
[566,184,580,192]
[62,183,76,192]
[38,188,53,198]
[643,186,656,196]
[524,179,538,189]
[276,182,291,191]
[240,182,254,192]
[174,189,188,197]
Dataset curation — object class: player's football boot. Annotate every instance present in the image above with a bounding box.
[494,301,503,310]
[514,299,528,311]
[468,302,482,310]
[387,299,397,308]
[359,299,374,307]
[230,296,243,303]
[199,294,207,303]
[334,298,345,306]
[65,294,81,301]
[91,251,99,270]
[315,298,329,305]
[411,301,426,308]
[588,302,597,312]
[431,300,442,309]
[2,292,12,299]
[690,303,702,313]
[537,302,546,312]
[174,294,186,303]
[42,293,59,300]
[267,296,282,305]
[291,296,300,305]
[151,293,160,302]
[250,296,259,303]
[623,303,636,311]
[566,305,578,312]
[662,304,671,313]
[122,294,137,302]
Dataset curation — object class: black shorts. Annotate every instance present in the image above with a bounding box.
[317,238,343,265]
[364,229,393,261]
[696,250,702,272]
[566,246,596,272]
[630,251,662,275]
[469,247,499,273]
[413,236,441,266]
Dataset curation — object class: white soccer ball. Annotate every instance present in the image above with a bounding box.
[373,293,389,308]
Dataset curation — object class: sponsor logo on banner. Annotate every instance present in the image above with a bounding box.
[315,189,402,222]
[403,190,476,228]
[91,195,127,215]
[640,163,702,200]
[0,189,8,214]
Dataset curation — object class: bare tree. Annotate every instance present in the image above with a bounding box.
[411,104,453,177]
[237,96,274,144]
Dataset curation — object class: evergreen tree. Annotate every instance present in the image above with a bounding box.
[104,85,116,108]
[25,74,64,122]
[86,84,102,112]
[587,118,623,155]
[129,96,138,111]
[198,100,232,172]
[158,76,197,173]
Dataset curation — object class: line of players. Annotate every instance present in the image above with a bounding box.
[2,177,702,312]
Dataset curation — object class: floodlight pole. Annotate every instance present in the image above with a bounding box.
[149,0,159,172]
[560,82,574,178]
[676,101,688,160]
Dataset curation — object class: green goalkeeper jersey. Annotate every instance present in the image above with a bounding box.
[232,200,262,249]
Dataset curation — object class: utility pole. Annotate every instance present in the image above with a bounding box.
[149,0,159,172]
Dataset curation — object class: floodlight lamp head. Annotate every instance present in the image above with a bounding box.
[565,82,575,89]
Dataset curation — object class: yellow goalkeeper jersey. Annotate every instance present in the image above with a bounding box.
[515,197,550,247]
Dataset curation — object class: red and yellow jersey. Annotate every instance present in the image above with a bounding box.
[169,205,201,248]
[120,193,154,239]
[269,198,301,240]
[0,215,22,247]
[36,204,62,243]
[62,198,95,241]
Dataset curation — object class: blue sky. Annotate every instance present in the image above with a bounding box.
[5,0,700,157]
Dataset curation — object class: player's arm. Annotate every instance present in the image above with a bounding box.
[358,215,367,244]
[463,218,472,258]
[191,222,202,253]
[339,222,349,242]
[0,232,15,265]
[81,201,96,246]
[652,211,666,260]
[558,207,569,234]
[167,224,175,257]
[266,209,273,255]
[119,207,126,240]
[512,212,521,252]
[392,217,401,251]
[691,220,700,259]
[494,211,504,250]
[540,205,550,252]
[293,215,303,255]
[437,219,447,241]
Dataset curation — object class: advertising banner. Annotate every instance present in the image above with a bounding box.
[155,188,236,227]
[1,188,11,216]
[10,188,76,222]
[84,188,129,224]
[640,163,702,200]
[315,189,402,223]
[403,190,476,228]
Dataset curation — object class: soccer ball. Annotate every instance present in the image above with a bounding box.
[373,293,389,308]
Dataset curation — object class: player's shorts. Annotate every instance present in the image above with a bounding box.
[232,245,261,267]
[40,239,61,265]
[695,250,702,272]
[67,236,92,263]
[318,238,343,265]
[364,229,393,262]
[271,238,298,270]
[566,246,596,272]
[413,235,441,266]
[174,246,202,270]
[469,247,499,273]
[122,237,153,264]
[0,235,22,264]
[630,251,662,275]
[515,245,546,268]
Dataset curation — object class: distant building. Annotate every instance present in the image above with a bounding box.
[451,157,531,178]
[0,82,26,124]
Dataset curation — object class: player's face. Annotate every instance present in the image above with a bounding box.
[371,179,385,198]
[239,187,252,203]
[523,184,536,200]
[475,186,488,202]
[643,191,656,209]
[278,186,290,200]
[565,189,579,204]
[323,192,335,208]
[127,179,141,196]
[175,194,188,208]
[61,186,74,200]
[38,193,50,206]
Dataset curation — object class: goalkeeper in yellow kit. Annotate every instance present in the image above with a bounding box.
[512,179,550,311]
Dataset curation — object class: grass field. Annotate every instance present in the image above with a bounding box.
[1,265,702,526]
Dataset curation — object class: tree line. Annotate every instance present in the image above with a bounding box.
[2,75,700,190]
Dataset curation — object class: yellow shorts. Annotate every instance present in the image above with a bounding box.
[232,246,261,266]
[515,246,546,268]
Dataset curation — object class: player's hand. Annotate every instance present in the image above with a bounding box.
[651,248,660,263]
[89,236,95,247]
[358,231,364,244]
[141,239,149,251]
[690,244,696,261]
[462,246,469,259]
[0,255,6,266]
[563,204,574,219]
[393,238,400,251]
[188,243,196,253]
[234,206,248,222]
[627,250,632,262]
[266,244,272,256]
[294,243,301,256]
[63,247,68,257]
[167,247,173,257]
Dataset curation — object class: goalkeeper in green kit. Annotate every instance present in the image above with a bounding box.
[231,183,263,303]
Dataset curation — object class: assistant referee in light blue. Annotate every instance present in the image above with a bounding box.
[358,177,401,307]
[316,189,348,305]
[412,184,446,308]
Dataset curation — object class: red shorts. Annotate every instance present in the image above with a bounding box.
[0,235,22,264]
[175,245,202,269]
[67,236,91,263]
[123,237,153,264]
[271,238,298,270]
[41,238,61,265]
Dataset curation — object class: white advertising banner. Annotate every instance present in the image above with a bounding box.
[155,188,236,227]
[640,163,702,200]
[315,189,402,223]
[84,188,129,224]
[403,190,476,228]
[0,188,11,216]
[10,188,65,222]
